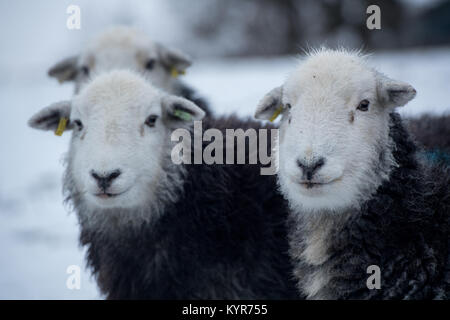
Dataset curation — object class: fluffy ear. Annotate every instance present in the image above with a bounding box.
[156,44,192,74]
[377,73,416,108]
[28,101,72,132]
[255,86,284,121]
[48,55,79,83]
[162,95,205,127]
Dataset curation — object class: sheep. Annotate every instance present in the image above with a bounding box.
[28,70,299,300]
[48,25,210,114]
[255,48,450,300]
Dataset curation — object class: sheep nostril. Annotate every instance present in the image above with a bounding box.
[314,158,325,171]
[297,158,325,180]
[91,171,100,181]
[90,169,122,191]
[109,170,121,180]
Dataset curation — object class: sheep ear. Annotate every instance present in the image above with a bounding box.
[255,86,284,121]
[162,95,205,127]
[157,44,192,74]
[376,73,416,108]
[28,101,72,132]
[48,55,79,83]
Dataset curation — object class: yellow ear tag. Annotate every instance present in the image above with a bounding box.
[170,67,179,78]
[170,67,186,78]
[269,105,284,122]
[55,117,68,136]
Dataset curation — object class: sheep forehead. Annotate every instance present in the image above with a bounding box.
[284,50,375,107]
[73,70,160,118]
[89,26,152,50]
[84,26,156,64]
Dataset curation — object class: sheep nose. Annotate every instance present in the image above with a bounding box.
[90,169,121,191]
[297,158,325,180]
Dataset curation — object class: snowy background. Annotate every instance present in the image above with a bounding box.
[0,0,449,299]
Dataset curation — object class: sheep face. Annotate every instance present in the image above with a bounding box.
[29,70,204,212]
[256,49,416,213]
[49,26,192,94]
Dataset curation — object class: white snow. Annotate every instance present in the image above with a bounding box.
[1,30,449,299]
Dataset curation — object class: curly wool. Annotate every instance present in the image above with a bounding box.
[406,114,450,164]
[288,113,450,299]
[65,115,299,300]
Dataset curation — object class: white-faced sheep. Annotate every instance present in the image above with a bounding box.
[48,25,210,114]
[255,48,450,299]
[29,70,299,299]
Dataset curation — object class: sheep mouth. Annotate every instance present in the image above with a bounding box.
[298,177,342,189]
[94,190,128,199]
[299,181,327,189]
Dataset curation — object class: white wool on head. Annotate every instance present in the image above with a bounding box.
[83,26,157,71]
[256,48,416,214]
[49,26,192,95]
[77,26,168,92]
[68,71,178,226]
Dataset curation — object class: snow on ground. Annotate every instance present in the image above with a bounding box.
[0,47,449,299]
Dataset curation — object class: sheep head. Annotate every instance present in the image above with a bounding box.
[48,26,192,94]
[255,48,416,213]
[29,70,204,212]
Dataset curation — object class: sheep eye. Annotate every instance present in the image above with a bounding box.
[80,66,89,76]
[73,119,83,131]
[357,99,370,111]
[145,115,158,127]
[285,103,292,110]
[145,59,155,71]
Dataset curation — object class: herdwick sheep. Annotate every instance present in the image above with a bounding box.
[48,25,210,114]
[28,70,299,300]
[255,48,450,299]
